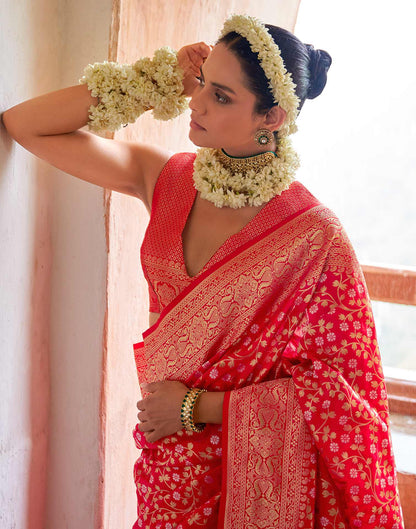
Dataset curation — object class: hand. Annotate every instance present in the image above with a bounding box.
[136,380,189,443]
[177,42,212,97]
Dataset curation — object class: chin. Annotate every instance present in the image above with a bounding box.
[189,130,215,149]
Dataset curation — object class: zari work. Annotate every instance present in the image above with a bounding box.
[132,153,403,529]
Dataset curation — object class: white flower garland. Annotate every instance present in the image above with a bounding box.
[79,47,188,132]
[193,137,299,208]
[220,14,300,137]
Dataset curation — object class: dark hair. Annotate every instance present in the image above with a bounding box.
[217,25,332,115]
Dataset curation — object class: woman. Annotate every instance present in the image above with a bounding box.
[2,14,403,529]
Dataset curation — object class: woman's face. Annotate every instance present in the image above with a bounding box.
[189,43,271,157]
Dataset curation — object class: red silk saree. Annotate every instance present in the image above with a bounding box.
[132,163,403,528]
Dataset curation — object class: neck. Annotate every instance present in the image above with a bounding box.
[221,148,276,159]
[221,141,277,158]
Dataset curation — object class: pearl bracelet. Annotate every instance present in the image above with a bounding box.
[180,388,207,433]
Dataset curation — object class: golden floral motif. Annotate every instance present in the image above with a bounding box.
[134,196,403,528]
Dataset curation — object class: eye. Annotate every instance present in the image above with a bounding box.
[215,92,229,104]
[196,76,205,86]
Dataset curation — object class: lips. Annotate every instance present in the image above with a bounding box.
[190,116,206,130]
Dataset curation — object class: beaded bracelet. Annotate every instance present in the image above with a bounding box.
[180,388,207,433]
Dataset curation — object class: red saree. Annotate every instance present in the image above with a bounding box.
[132,154,403,529]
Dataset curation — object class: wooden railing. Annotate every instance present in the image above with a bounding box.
[361,264,416,416]
[362,264,416,305]
[362,264,416,528]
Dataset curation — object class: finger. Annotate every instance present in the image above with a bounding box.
[187,64,201,76]
[140,381,161,393]
[189,48,207,68]
[137,411,147,422]
[193,42,211,58]
[145,431,159,443]
[137,422,154,433]
[136,400,145,410]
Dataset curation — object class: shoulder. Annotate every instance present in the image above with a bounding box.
[139,150,196,211]
[152,152,196,193]
[293,183,361,273]
[291,181,343,232]
[159,152,197,176]
[149,151,197,210]
[286,182,356,263]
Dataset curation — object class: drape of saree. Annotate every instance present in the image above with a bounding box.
[132,162,403,528]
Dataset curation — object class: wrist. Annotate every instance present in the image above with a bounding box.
[193,391,225,425]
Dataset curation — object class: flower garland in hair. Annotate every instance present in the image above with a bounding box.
[79,47,188,132]
[193,137,299,208]
[220,14,300,137]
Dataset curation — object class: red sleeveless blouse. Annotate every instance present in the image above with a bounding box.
[140,152,309,314]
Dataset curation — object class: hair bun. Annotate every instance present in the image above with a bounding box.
[305,44,332,100]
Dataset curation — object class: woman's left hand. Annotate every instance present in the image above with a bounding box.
[136,380,189,443]
[177,42,212,96]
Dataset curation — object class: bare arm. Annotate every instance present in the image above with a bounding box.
[1,42,210,209]
[1,84,169,209]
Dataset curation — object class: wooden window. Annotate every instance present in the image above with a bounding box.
[362,265,416,415]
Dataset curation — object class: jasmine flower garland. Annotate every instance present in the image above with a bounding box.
[220,14,300,137]
[193,137,299,209]
[79,47,188,133]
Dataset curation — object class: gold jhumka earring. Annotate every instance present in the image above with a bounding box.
[254,128,274,146]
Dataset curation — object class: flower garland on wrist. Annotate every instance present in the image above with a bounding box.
[79,47,188,133]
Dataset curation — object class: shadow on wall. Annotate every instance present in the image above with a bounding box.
[0,0,59,526]
[26,160,53,529]
[0,123,52,529]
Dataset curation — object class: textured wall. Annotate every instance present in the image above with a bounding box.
[0,1,112,528]
[0,2,60,527]
[44,3,112,528]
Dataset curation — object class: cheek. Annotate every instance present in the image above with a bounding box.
[220,115,257,142]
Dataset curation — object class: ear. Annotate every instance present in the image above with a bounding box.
[263,105,287,132]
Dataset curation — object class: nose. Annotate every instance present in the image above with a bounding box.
[189,86,206,114]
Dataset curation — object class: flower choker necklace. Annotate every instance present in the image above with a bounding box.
[192,137,300,208]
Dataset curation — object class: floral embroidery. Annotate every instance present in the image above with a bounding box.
[133,182,403,528]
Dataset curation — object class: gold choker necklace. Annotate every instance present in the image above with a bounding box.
[217,149,277,174]
[192,138,300,209]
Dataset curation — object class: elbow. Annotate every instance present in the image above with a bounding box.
[2,109,20,141]
[1,108,30,144]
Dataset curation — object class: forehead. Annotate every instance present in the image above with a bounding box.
[203,42,249,90]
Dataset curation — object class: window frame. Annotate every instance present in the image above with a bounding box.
[361,264,416,415]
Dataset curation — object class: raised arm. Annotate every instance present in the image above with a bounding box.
[1,42,211,210]
[1,83,171,210]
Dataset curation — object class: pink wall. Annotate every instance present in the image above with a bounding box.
[0,1,112,528]
[0,2,60,526]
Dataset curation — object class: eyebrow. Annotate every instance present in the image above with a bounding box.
[200,65,237,96]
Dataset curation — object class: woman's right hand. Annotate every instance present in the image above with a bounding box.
[177,42,212,97]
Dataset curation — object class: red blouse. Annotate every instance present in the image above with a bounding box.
[140,152,313,313]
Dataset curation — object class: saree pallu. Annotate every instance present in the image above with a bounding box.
[132,195,403,528]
